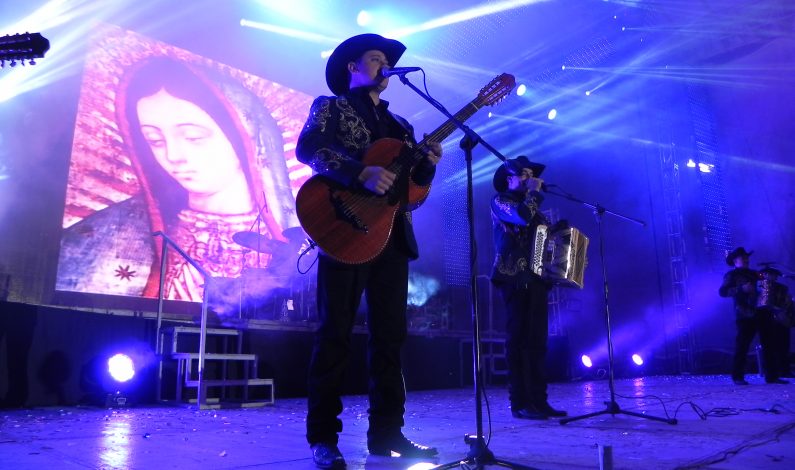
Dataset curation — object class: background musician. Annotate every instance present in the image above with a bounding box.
[719,247,786,384]
[757,266,793,380]
[490,156,568,420]
[295,33,441,468]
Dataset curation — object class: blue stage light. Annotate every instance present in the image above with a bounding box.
[581,354,593,368]
[107,353,135,383]
[631,354,644,366]
[698,162,713,173]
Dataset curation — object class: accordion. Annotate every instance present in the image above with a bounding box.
[530,225,589,289]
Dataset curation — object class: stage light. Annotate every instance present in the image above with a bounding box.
[698,162,713,173]
[516,84,527,96]
[80,344,155,407]
[357,10,372,27]
[585,90,591,96]
[547,109,557,120]
[107,353,135,383]
[631,354,644,366]
[685,159,714,173]
[581,354,593,368]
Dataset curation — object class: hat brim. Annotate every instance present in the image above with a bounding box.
[492,156,546,192]
[326,34,406,96]
[726,248,753,265]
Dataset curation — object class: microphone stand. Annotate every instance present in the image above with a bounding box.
[540,186,676,426]
[246,195,270,270]
[395,72,536,469]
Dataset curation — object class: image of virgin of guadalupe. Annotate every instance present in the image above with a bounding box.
[56,56,299,301]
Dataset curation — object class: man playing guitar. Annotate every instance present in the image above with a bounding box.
[295,33,441,469]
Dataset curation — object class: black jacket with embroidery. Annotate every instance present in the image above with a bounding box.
[490,189,549,286]
[295,87,436,260]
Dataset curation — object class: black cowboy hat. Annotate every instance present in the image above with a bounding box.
[325,33,406,96]
[492,155,546,192]
[725,246,753,266]
[759,266,782,277]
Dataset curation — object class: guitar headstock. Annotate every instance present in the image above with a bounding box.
[0,32,50,68]
[476,73,516,107]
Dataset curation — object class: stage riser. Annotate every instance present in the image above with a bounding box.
[0,303,464,407]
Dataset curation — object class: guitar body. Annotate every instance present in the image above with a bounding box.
[296,138,431,264]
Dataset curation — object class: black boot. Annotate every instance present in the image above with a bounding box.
[368,433,438,458]
[310,442,346,469]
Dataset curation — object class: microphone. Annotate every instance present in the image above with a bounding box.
[380,66,422,78]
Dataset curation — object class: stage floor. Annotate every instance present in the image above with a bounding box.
[1,375,794,469]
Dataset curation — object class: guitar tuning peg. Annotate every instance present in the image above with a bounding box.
[9,60,16,67]
[29,59,36,65]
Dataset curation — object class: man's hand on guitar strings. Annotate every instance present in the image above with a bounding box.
[358,166,397,195]
[422,135,443,165]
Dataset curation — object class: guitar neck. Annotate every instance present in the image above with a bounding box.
[420,100,483,150]
[396,98,485,170]
[388,73,514,173]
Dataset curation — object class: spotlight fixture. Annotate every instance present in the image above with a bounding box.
[697,162,713,173]
[80,346,155,408]
[107,353,136,383]
[581,354,593,368]
[631,354,644,366]
[685,159,714,173]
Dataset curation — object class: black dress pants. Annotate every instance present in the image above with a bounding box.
[306,238,409,445]
[498,277,550,412]
[733,312,779,381]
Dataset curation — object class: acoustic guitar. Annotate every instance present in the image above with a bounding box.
[296,73,516,264]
